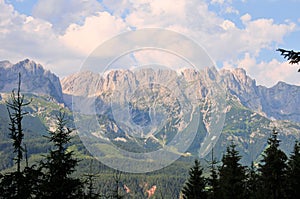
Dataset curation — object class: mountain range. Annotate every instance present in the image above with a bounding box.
[0,59,300,167]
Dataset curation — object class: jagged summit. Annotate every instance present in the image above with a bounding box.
[0,59,63,103]
[0,60,12,68]
[1,58,299,123]
[0,59,299,165]
[62,67,300,123]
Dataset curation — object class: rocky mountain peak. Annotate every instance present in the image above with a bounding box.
[273,81,290,88]
[61,66,300,123]
[0,60,12,68]
[0,59,63,103]
[220,68,256,87]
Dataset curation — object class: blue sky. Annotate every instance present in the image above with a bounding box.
[1,0,300,87]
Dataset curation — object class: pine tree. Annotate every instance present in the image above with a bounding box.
[206,149,220,199]
[40,112,83,198]
[6,73,30,173]
[111,170,124,199]
[287,141,300,199]
[22,165,44,198]
[277,48,300,71]
[0,74,42,199]
[83,160,100,199]
[182,159,207,199]
[258,128,288,199]
[218,142,246,199]
[246,162,260,199]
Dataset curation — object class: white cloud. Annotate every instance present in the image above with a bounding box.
[221,20,236,30]
[101,1,295,68]
[209,0,240,15]
[225,6,239,14]
[0,0,299,87]
[229,53,300,87]
[208,14,296,63]
[240,13,251,23]
[0,0,85,76]
[32,0,103,33]
[60,12,129,55]
[125,0,188,28]
[210,0,225,4]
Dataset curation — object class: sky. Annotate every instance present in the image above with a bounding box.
[1,0,300,87]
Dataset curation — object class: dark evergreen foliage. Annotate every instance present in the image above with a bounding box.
[111,170,124,199]
[258,128,288,199]
[0,167,44,199]
[218,142,247,199]
[83,160,101,199]
[182,159,207,199]
[39,112,84,198]
[277,48,300,71]
[6,73,30,173]
[0,74,42,199]
[1,74,300,199]
[287,141,300,199]
[206,149,220,199]
[246,162,260,199]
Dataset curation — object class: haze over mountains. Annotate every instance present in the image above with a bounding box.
[61,62,300,123]
[0,59,299,164]
[1,59,299,123]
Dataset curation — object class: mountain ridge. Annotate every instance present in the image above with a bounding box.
[0,59,300,166]
[1,59,299,123]
[0,59,64,103]
[62,67,300,123]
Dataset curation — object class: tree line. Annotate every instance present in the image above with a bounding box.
[0,75,86,198]
[1,75,300,198]
[0,75,182,199]
[182,129,300,199]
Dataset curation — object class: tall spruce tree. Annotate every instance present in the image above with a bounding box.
[40,112,83,198]
[0,74,42,199]
[287,141,300,199]
[218,142,246,199]
[246,162,260,199]
[83,160,100,199]
[182,159,207,199]
[258,128,288,199]
[112,170,124,199]
[6,73,30,173]
[206,149,220,199]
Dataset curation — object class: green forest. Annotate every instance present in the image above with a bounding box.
[0,77,300,199]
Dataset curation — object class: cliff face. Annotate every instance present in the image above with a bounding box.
[0,58,299,164]
[60,67,300,164]
[219,68,300,123]
[2,58,298,123]
[257,81,300,122]
[0,59,63,103]
[62,67,300,123]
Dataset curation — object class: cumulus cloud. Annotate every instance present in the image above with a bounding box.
[32,0,103,33]
[99,1,295,68]
[60,12,129,55]
[0,0,84,76]
[229,53,300,87]
[204,13,296,64]
[0,0,299,87]
[210,0,239,15]
[225,6,239,14]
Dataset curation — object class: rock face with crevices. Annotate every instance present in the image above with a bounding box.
[0,59,300,165]
[0,59,63,103]
[219,68,300,123]
[62,67,300,123]
[60,66,300,164]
